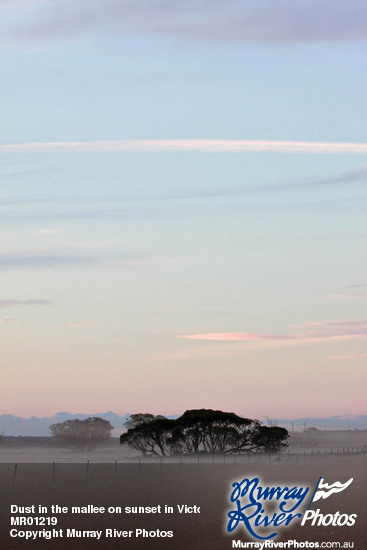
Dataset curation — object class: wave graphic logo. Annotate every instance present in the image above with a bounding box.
[310,477,353,504]
[301,477,356,528]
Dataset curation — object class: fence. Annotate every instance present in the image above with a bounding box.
[7,444,366,483]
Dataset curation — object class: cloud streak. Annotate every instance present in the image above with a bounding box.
[4,0,367,45]
[178,319,367,346]
[0,299,53,308]
[160,165,367,200]
[326,353,367,360]
[1,139,367,155]
[0,318,12,324]
[329,291,367,300]
[2,166,366,216]
[0,252,143,269]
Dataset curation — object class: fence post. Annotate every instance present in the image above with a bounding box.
[13,464,17,484]
[53,461,55,482]
[85,460,89,479]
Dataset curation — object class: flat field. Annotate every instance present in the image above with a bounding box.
[0,453,365,550]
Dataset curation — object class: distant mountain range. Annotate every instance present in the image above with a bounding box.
[0,412,366,436]
[266,416,367,431]
[0,412,129,437]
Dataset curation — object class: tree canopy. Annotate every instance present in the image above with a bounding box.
[120,409,288,456]
[50,417,113,451]
[124,413,166,430]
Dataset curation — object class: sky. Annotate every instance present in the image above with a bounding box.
[1,0,366,419]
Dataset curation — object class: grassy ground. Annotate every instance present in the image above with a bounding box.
[0,454,365,549]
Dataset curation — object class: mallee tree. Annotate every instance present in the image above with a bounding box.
[50,417,113,451]
[120,409,288,456]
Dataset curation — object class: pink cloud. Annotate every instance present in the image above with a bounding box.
[326,353,367,360]
[0,299,53,308]
[66,321,92,328]
[178,319,367,345]
[38,229,65,237]
[1,139,367,155]
[178,332,291,341]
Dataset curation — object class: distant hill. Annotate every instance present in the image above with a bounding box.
[0,412,366,436]
[0,412,129,437]
[263,416,367,431]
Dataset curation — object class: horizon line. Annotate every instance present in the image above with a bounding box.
[1,411,365,420]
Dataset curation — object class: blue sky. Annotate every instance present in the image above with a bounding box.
[1,1,366,418]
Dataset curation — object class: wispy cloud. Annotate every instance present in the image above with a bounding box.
[0,251,143,269]
[326,353,367,360]
[178,319,367,346]
[2,166,366,217]
[66,321,92,329]
[38,229,65,237]
[342,283,367,290]
[4,0,367,45]
[329,291,367,300]
[316,166,367,186]
[1,139,367,155]
[160,165,367,201]
[0,299,53,308]
[0,253,98,269]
